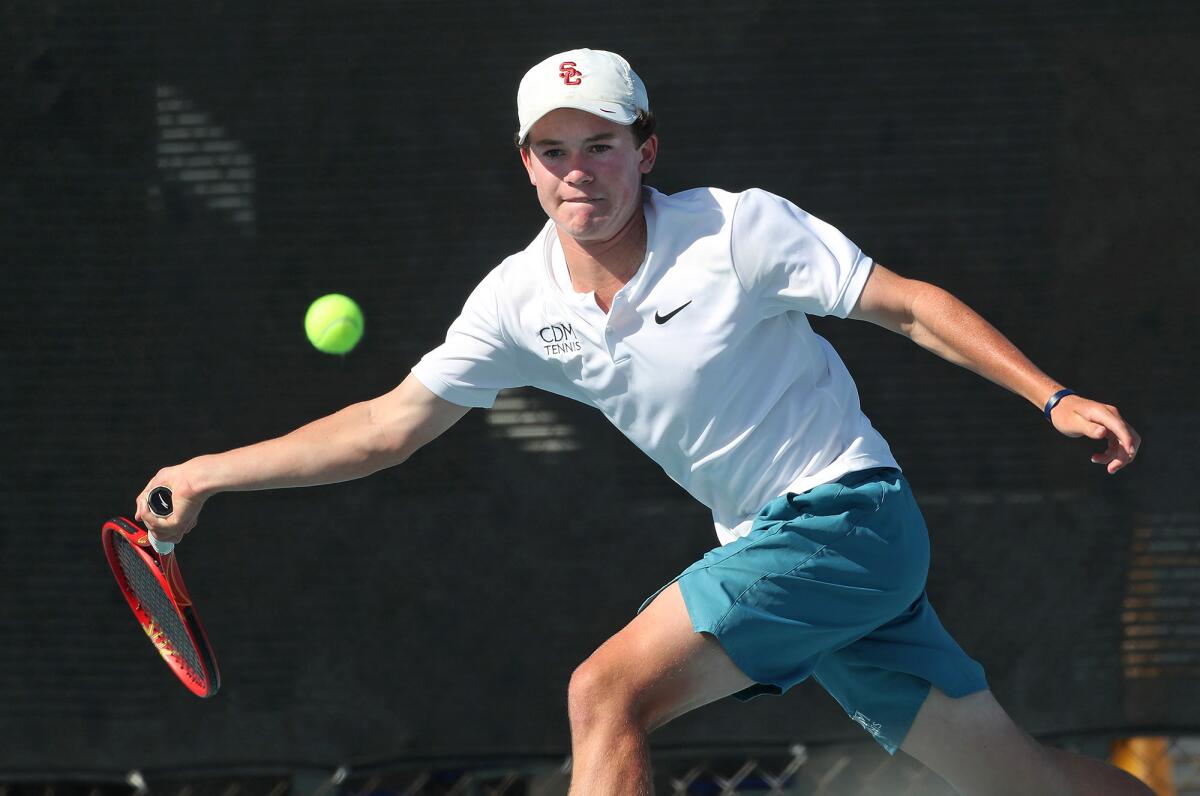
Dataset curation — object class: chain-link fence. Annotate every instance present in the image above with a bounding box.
[4,736,1198,795]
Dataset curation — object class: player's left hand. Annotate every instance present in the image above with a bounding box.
[1049,394,1141,474]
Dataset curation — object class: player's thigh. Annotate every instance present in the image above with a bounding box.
[570,581,754,732]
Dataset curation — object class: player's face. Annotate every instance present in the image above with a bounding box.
[520,108,657,243]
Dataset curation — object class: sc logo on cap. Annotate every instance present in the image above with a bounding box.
[559,61,582,85]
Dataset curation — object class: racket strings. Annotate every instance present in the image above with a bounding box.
[114,536,205,682]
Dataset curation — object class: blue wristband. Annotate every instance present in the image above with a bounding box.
[1043,388,1075,421]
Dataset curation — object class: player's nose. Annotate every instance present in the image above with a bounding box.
[564,167,593,185]
[560,153,593,184]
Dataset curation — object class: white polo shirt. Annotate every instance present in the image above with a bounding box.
[412,186,899,543]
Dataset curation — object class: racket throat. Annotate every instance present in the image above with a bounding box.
[162,556,194,607]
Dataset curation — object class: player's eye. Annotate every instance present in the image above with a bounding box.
[541,148,565,158]
[589,144,612,154]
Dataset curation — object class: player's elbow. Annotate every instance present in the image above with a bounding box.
[361,376,470,469]
[364,401,426,467]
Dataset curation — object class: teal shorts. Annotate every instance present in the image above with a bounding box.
[641,467,988,754]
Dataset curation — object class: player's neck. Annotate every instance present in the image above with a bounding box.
[558,209,647,313]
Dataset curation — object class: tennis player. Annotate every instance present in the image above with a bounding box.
[137,49,1148,795]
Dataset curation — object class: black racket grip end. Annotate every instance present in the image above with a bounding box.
[148,486,174,518]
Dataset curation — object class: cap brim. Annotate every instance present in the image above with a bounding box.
[518,100,639,144]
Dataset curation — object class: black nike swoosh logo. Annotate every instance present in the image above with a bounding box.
[655,300,692,324]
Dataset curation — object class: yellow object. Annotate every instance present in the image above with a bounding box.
[1111,737,1175,795]
[305,294,364,354]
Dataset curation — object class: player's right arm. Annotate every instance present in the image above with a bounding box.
[134,374,468,542]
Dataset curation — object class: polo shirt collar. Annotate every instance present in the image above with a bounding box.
[542,187,660,319]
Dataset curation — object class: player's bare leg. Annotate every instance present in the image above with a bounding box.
[566,582,754,796]
[900,686,1154,795]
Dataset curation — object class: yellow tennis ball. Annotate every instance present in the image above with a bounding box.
[305,294,364,355]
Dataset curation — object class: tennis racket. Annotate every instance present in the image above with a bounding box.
[102,486,220,697]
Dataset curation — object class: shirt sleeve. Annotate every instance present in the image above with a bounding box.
[729,188,874,319]
[410,272,526,409]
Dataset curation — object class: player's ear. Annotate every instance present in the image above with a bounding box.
[638,134,658,175]
[519,146,537,185]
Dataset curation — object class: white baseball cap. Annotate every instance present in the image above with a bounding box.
[517,48,650,144]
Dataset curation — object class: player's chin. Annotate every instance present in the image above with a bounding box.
[565,226,615,244]
[559,209,612,235]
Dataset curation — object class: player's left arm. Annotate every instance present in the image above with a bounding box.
[847,262,1141,474]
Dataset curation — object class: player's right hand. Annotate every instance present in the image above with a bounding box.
[135,464,207,545]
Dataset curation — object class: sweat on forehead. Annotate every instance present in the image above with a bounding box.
[517,109,657,151]
[526,112,626,144]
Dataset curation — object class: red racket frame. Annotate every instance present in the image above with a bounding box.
[101,517,220,697]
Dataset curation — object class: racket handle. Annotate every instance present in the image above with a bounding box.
[148,486,174,517]
[147,486,176,554]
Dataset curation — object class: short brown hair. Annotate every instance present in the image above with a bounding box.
[515,110,657,149]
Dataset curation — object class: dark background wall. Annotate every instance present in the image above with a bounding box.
[1,0,1196,774]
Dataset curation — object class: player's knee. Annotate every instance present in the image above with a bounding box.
[567,654,642,734]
